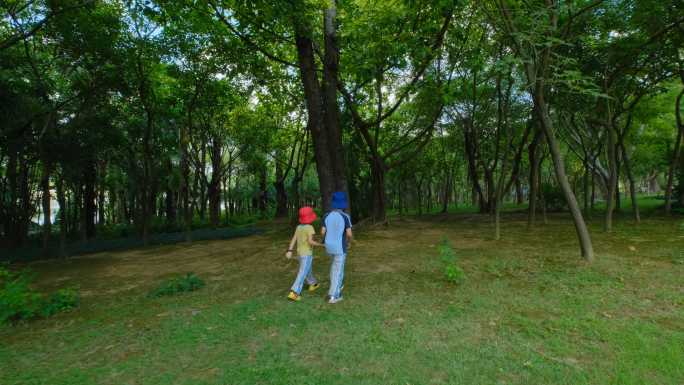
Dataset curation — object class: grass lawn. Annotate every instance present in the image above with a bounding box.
[1,209,683,385]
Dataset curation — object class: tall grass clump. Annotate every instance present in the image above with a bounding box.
[438,238,465,284]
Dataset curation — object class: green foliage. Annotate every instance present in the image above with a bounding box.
[438,239,465,285]
[40,288,80,318]
[148,273,205,298]
[0,266,79,325]
[0,267,41,324]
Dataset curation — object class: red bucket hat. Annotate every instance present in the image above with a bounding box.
[298,206,317,224]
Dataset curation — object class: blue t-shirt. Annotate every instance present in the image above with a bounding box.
[323,210,352,255]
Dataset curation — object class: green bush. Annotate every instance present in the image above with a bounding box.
[0,266,79,325]
[40,287,80,317]
[540,183,568,212]
[438,239,465,285]
[148,273,205,298]
[0,267,41,324]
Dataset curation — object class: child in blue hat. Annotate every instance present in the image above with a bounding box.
[321,191,353,304]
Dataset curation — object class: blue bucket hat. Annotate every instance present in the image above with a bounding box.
[331,191,348,209]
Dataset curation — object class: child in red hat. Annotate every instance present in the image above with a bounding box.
[285,206,323,301]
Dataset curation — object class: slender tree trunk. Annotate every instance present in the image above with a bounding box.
[535,93,594,261]
[290,177,301,224]
[665,88,683,213]
[527,128,543,227]
[274,155,288,218]
[258,165,267,216]
[79,185,87,242]
[605,121,617,232]
[56,177,67,258]
[398,178,404,215]
[494,200,501,240]
[583,157,590,217]
[165,189,176,226]
[198,144,207,221]
[98,161,106,226]
[441,169,451,213]
[416,177,423,215]
[615,164,622,211]
[620,142,640,222]
[41,159,51,254]
[223,169,230,224]
[515,178,523,205]
[591,170,596,210]
[83,161,97,239]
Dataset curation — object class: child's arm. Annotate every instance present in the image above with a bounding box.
[285,234,297,259]
[345,228,353,250]
[307,233,323,247]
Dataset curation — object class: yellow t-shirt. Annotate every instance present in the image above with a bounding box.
[295,224,315,257]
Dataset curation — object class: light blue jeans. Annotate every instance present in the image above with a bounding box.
[291,255,317,294]
[328,253,346,298]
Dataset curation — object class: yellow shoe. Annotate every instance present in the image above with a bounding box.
[308,283,320,292]
[287,291,301,301]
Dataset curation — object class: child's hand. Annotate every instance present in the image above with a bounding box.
[285,251,293,259]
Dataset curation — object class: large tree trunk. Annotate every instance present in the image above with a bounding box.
[294,25,335,211]
[370,157,387,222]
[323,2,348,198]
[208,179,221,227]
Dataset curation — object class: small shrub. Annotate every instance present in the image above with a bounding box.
[0,265,79,325]
[672,251,684,265]
[438,239,465,285]
[148,273,205,298]
[40,287,80,317]
[541,183,568,212]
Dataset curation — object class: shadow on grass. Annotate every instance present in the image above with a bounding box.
[3,227,263,263]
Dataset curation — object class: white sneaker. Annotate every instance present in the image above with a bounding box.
[328,296,343,304]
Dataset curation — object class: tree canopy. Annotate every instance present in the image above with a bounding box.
[1,0,683,259]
